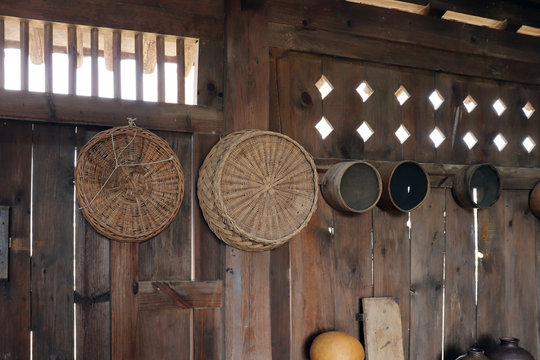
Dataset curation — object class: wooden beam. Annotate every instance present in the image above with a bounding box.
[44,23,53,93]
[0,0,224,41]
[156,35,165,102]
[0,89,223,133]
[268,23,540,85]
[90,28,98,97]
[176,38,185,104]
[112,30,121,99]
[0,206,9,280]
[137,280,223,310]
[67,25,77,95]
[314,158,540,190]
[20,20,28,91]
[0,18,4,89]
[267,0,540,65]
[135,33,143,101]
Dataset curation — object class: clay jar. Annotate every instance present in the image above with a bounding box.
[488,338,534,360]
[456,348,489,359]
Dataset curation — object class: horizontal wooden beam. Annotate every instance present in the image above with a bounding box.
[269,23,540,85]
[0,0,224,41]
[0,90,223,133]
[267,0,540,65]
[315,158,540,190]
[138,280,223,311]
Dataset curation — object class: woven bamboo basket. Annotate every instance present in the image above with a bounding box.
[198,130,318,251]
[75,126,184,242]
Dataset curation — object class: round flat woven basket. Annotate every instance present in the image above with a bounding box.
[198,130,318,251]
[75,126,184,242]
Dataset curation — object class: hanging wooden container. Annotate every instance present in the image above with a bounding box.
[197,130,318,251]
[377,160,430,213]
[530,182,540,219]
[321,161,382,213]
[452,163,501,209]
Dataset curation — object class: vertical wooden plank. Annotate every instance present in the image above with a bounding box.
[32,123,75,359]
[111,242,138,360]
[373,208,410,359]
[0,18,5,89]
[0,120,32,360]
[444,189,476,359]
[0,206,7,280]
[75,127,111,360]
[409,188,445,360]
[197,39,224,108]
[20,20,29,91]
[156,35,165,103]
[270,243,291,360]
[193,133,223,360]
[44,23,53,93]
[113,30,121,99]
[477,191,538,355]
[136,131,192,360]
[496,82,525,167]
[536,215,540,360]
[290,192,334,360]
[176,38,185,104]
[91,28,99,97]
[68,25,77,95]
[520,85,540,168]
[135,33,143,101]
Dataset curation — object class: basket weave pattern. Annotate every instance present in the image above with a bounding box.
[198,130,318,251]
[75,126,184,242]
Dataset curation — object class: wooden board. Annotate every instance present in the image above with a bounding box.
[31,123,75,359]
[409,188,445,360]
[477,190,538,355]
[0,206,8,280]
[198,39,224,109]
[75,127,111,360]
[536,216,540,360]
[0,120,32,360]
[444,189,476,359]
[362,297,405,360]
[372,207,410,358]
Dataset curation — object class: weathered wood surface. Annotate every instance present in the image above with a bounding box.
[0,0,224,41]
[536,215,540,360]
[372,207,410,358]
[0,89,223,133]
[409,188,445,359]
[31,124,75,359]
[444,189,476,359]
[138,280,223,310]
[198,40,224,109]
[0,121,32,360]
[477,191,539,356]
[362,297,405,360]
[0,206,8,280]
[75,127,111,360]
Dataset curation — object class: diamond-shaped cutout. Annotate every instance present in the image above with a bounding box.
[463,131,478,149]
[463,95,478,113]
[429,127,446,148]
[356,81,374,102]
[357,121,374,142]
[493,133,508,151]
[315,75,333,99]
[395,124,411,144]
[429,90,445,110]
[395,85,411,105]
[493,99,506,116]
[315,116,333,139]
[522,102,535,119]
[523,136,536,153]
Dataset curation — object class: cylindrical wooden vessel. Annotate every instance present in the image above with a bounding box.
[321,161,382,213]
[487,338,534,360]
[376,160,430,213]
[452,163,501,209]
[456,348,489,360]
[529,182,540,219]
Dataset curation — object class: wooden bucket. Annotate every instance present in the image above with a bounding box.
[530,182,540,219]
[377,161,430,213]
[452,163,501,209]
[321,161,382,213]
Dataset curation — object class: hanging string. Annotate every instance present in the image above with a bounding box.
[79,119,174,210]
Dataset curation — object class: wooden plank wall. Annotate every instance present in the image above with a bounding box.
[272,50,540,360]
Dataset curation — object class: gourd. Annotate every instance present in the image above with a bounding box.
[310,331,365,360]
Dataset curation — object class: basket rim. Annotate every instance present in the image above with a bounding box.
[75,125,184,242]
[211,129,319,244]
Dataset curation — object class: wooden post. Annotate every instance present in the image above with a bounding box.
[113,30,121,99]
[67,25,77,95]
[0,18,4,89]
[44,23,53,93]
[135,33,143,101]
[20,20,29,91]
[91,28,98,97]
[156,35,165,102]
[176,38,185,104]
